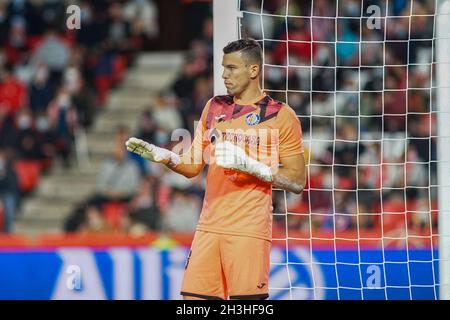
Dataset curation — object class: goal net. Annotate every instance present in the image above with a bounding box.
[214,0,450,299]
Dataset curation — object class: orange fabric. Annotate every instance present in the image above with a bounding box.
[194,94,304,241]
[181,230,270,299]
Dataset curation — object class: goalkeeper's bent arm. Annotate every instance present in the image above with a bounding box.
[126,119,206,179]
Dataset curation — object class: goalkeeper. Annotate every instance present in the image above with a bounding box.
[126,39,305,300]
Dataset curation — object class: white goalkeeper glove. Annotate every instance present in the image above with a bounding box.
[215,141,273,183]
[125,137,181,167]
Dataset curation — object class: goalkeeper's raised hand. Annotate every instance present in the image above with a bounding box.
[125,137,181,167]
[215,141,273,183]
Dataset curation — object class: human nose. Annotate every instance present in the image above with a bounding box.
[222,69,229,79]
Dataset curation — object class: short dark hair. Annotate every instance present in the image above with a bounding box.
[223,38,262,68]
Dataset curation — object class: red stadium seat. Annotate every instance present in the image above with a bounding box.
[0,202,4,231]
[13,160,42,193]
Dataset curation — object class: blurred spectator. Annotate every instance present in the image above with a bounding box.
[128,176,161,231]
[241,0,274,40]
[0,63,26,115]
[236,0,438,234]
[129,110,156,175]
[34,111,57,167]
[123,0,159,40]
[0,0,162,234]
[0,148,19,233]
[30,28,70,76]
[29,63,54,115]
[107,2,132,53]
[136,110,156,142]
[15,107,42,159]
[89,143,140,208]
[0,107,17,151]
[0,3,8,46]
[172,58,200,101]
[5,16,29,65]
[64,203,86,233]
[152,91,183,133]
[79,205,113,234]
[47,85,78,167]
[0,0,438,237]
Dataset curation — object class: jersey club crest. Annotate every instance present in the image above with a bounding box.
[245,113,260,126]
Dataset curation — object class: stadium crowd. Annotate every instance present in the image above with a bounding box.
[0,0,158,233]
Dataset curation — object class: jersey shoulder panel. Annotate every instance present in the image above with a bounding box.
[256,95,284,124]
[205,95,234,129]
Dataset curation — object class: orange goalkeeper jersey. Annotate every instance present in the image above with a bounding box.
[192,94,304,241]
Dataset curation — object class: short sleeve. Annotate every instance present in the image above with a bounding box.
[278,105,304,158]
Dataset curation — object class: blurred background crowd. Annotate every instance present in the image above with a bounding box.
[0,0,438,237]
[0,0,156,232]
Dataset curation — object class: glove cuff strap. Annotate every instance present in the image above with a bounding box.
[167,152,181,168]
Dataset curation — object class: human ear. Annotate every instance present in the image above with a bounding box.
[249,64,260,79]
